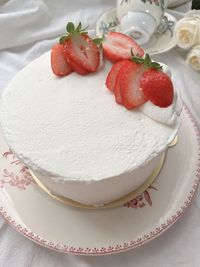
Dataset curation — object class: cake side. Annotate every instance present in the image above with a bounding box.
[33,154,162,205]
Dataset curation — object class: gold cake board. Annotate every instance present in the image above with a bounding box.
[30,152,166,210]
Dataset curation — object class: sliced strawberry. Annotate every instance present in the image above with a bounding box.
[51,44,73,76]
[105,60,130,91]
[114,68,124,104]
[63,56,89,75]
[140,69,174,108]
[69,60,89,75]
[114,61,132,104]
[63,34,100,73]
[121,62,148,109]
[103,32,144,63]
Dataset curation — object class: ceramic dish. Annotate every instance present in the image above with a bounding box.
[96,9,177,55]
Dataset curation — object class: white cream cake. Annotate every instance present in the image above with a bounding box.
[0,52,182,206]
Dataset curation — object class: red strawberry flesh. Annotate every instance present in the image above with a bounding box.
[140,69,174,108]
[103,32,144,63]
[105,60,130,92]
[51,44,73,77]
[63,55,89,75]
[63,34,100,73]
[121,62,148,109]
[114,61,132,104]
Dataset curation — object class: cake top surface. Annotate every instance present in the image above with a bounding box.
[0,52,181,182]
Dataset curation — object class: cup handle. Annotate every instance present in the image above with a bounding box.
[157,15,168,34]
[156,15,175,37]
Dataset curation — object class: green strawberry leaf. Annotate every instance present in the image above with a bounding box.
[149,62,163,70]
[59,35,68,44]
[76,22,82,32]
[131,49,163,71]
[131,56,144,64]
[93,37,103,45]
[81,25,89,32]
[66,22,75,33]
[144,53,151,64]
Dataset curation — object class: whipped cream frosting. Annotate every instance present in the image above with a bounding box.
[0,52,181,183]
[139,92,182,125]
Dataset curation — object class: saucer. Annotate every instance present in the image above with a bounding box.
[0,105,199,255]
[96,9,177,55]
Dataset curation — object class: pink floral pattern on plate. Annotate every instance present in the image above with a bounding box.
[0,149,33,190]
[124,186,158,208]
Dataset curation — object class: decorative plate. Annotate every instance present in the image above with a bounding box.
[0,105,199,256]
[96,9,177,55]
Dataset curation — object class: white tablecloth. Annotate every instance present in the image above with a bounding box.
[0,1,200,266]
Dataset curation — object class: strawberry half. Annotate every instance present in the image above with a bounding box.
[61,22,100,74]
[103,32,144,63]
[140,69,174,107]
[121,62,148,109]
[105,60,130,92]
[51,44,73,77]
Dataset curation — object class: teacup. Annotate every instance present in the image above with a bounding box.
[117,0,167,25]
[117,0,168,45]
[120,11,157,45]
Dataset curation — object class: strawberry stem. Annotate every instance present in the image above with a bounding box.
[59,22,89,44]
[93,37,104,49]
[131,49,163,71]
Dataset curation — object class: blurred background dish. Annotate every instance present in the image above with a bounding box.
[167,0,192,8]
[120,11,157,45]
[96,9,177,55]
[117,0,165,24]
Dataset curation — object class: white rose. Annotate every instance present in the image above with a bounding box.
[186,45,200,71]
[174,11,200,49]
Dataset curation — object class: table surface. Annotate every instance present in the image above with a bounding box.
[1,1,200,267]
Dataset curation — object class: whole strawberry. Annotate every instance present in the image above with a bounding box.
[140,68,174,108]
[132,53,174,108]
